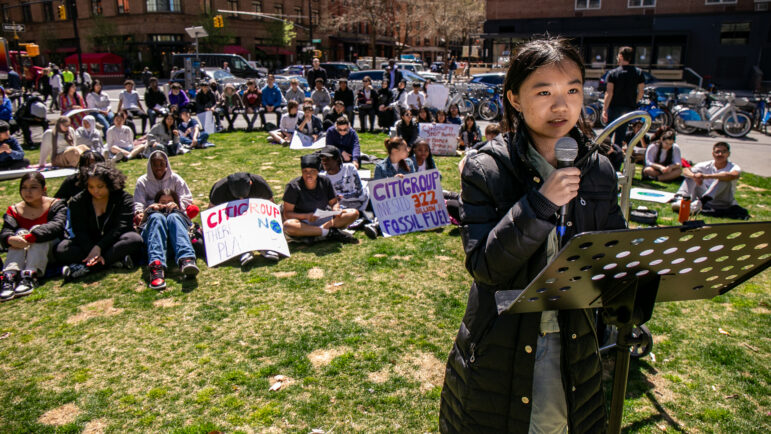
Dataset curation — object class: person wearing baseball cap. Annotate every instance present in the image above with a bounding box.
[282,153,359,244]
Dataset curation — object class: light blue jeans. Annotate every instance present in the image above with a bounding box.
[142,212,195,268]
[529,333,568,434]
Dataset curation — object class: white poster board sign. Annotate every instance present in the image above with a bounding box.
[418,123,461,156]
[289,131,326,150]
[201,199,290,266]
[368,169,450,237]
[426,84,449,110]
[630,188,677,204]
[198,111,216,134]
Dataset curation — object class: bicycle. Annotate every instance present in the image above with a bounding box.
[672,91,753,138]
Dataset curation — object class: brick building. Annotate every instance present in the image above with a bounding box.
[0,0,382,74]
[483,0,771,90]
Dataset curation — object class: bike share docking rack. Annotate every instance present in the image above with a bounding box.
[495,221,770,433]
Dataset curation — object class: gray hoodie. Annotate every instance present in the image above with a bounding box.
[133,150,193,214]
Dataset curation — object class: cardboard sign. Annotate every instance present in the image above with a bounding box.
[201,199,290,266]
[198,111,216,134]
[368,169,450,237]
[289,131,326,150]
[425,83,449,110]
[418,123,461,156]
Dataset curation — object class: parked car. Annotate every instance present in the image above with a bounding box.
[170,68,247,92]
[277,64,307,76]
[348,69,426,83]
[171,53,265,78]
[273,75,311,97]
[470,72,505,87]
[380,62,442,81]
[320,62,360,79]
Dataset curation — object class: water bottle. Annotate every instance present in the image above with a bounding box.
[678,195,691,224]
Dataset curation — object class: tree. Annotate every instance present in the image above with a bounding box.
[421,0,485,58]
[321,0,396,69]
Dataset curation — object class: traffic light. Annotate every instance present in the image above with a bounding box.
[213,15,224,28]
[58,5,67,20]
[313,49,322,59]
[22,43,39,57]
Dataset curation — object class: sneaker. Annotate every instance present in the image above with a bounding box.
[327,228,357,244]
[240,252,255,267]
[148,260,166,290]
[179,257,199,277]
[363,223,379,240]
[14,270,36,297]
[0,272,16,301]
[123,254,135,270]
[261,250,280,262]
[62,264,90,282]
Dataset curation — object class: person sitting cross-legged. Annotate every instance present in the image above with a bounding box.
[177,107,209,149]
[208,172,282,265]
[673,141,749,220]
[282,154,359,244]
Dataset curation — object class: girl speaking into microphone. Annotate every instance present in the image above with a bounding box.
[439,37,626,433]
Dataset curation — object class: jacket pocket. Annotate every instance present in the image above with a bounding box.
[574,191,611,233]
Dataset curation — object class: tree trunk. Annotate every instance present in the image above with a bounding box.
[370,26,377,69]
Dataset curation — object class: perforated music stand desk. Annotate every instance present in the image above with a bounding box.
[494,221,770,433]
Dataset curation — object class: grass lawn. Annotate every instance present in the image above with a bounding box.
[0,131,768,433]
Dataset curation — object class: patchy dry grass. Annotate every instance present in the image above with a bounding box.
[0,130,768,432]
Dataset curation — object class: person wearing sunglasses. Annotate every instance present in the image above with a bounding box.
[642,126,682,182]
[324,116,360,168]
[392,109,419,147]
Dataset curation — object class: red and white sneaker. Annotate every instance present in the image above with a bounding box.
[148,260,166,290]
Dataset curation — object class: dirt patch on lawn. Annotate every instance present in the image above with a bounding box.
[308,347,350,369]
[308,267,325,279]
[66,299,123,324]
[395,352,444,392]
[38,403,81,426]
[324,282,344,293]
[153,299,180,308]
[368,368,390,384]
[272,271,297,278]
[83,419,108,434]
[435,255,452,261]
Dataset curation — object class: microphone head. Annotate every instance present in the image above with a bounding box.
[555,137,579,166]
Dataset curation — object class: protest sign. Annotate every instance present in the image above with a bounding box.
[418,123,461,156]
[198,111,216,134]
[201,199,290,266]
[289,131,327,150]
[426,84,449,110]
[368,169,450,237]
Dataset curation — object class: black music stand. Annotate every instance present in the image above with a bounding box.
[494,221,770,433]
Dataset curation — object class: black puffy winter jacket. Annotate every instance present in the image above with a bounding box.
[439,128,626,433]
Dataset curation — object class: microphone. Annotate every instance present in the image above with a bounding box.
[555,137,579,239]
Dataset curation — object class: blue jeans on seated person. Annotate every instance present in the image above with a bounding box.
[93,112,114,138]
[179,131,209,146]
[142,212,195,268]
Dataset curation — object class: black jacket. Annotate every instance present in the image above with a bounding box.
[394,119,419,147]
[377,87,393,107]
[68,189,136,253]
[145,87,168,109]
[1,199,67,247]
[356,87,378,109]
[306,67,328,86]
[335,87,355,107]
[439,128,626,433]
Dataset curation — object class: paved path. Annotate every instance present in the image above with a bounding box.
[39,86,771,177]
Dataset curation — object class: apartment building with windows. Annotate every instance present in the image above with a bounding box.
[483,0,771,89]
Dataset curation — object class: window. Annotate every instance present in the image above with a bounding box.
[575,0,601,10]
[150,34,183,42]
[656,46,682,67]
[721,22,751,45]
[705,0,736,4]
[628,0,655,7]
[274,4,283,17]
[635,46,652,66]
[201,0,212,14]
[589,46,607,68]
[227,0,238,17]
[252,1,262,19]
[312,10,319,26]
[43,2,54,21]
[294,7,302,24]
[91,0,103,15]
[146,0,181,12]
[117,0,130,14]
[21,3,32,22]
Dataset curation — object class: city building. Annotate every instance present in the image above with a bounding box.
[482,0,771,90]
[0,0,386,74]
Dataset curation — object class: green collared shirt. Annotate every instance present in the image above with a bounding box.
[526,144,561,334]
